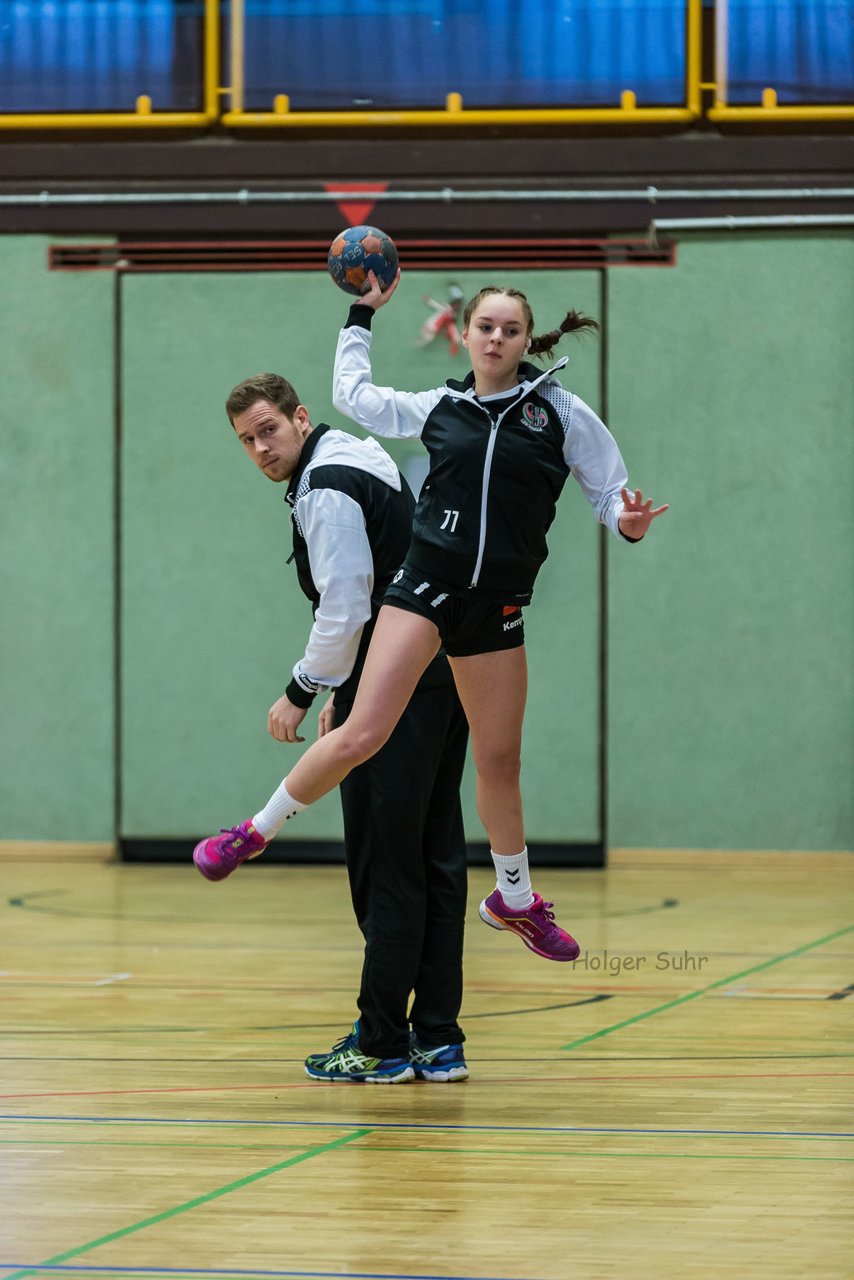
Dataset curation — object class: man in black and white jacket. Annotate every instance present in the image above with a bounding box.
[208,372,470,1084]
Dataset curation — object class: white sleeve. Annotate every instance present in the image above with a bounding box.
[563,394,631,539]
[333,324,444,439]
[292,487,374,691]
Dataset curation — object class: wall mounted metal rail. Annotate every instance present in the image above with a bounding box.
[1,187,851,210]
[650,215,854,235]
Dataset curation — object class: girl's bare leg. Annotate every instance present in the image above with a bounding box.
[448,644,579,961]
[194,607,441,880]
[447,646,528,854]
[284,606,441,804]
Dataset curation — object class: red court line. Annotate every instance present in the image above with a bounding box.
[0,1084,297,1099]
[3,976,840,998]
[2,1070,853,1099]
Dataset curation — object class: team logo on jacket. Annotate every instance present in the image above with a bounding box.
[523,403,549,432]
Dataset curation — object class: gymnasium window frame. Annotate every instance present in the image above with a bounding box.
[706,0,854,123]
[0,0,220,130]
[220,0,703,128]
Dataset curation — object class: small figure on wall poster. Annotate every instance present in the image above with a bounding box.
[418,284,464,355]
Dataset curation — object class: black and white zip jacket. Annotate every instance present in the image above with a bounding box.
[283,424,417,708]
[333,304,633,604]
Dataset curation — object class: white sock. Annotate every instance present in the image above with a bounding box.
[252,781,307,840]
[491,847,535,910]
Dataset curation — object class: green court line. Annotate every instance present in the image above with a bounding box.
[4,1128,371,1280]
[562,923,854,1051]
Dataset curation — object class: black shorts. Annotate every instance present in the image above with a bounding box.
[383,563,525,658]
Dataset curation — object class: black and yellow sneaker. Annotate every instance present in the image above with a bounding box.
[305,1023,414,1083]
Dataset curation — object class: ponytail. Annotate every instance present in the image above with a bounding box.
[527,310,599,361]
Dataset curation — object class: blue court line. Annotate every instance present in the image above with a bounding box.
[0,1267,513,1280]
[0,1270,517,1280]
[0,1115,851,1139]
[0,1267,531,1280]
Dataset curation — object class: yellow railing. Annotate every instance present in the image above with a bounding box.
[707,91,854,123]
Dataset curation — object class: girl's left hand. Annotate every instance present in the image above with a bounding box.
[618,487,669,540]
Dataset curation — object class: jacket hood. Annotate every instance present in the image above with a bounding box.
[288,425,402,501]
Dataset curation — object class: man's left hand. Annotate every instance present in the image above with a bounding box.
[317,695,336,738]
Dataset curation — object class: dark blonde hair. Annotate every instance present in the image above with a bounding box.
[225,373,301,425]
[463,286,599,361]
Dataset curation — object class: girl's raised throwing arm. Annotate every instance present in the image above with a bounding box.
[332,270,443,440]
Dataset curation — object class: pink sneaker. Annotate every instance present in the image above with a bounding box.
[478,889,580,961]
[193,820,268,881]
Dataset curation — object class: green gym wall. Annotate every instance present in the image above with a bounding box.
[1,233,852,852]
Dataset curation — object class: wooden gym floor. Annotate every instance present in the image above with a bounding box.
[0,847,852,1280]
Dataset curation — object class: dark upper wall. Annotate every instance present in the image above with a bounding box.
[0,133,851,236]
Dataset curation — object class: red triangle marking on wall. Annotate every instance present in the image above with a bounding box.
[325,182,389,229]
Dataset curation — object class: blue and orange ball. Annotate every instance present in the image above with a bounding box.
[327,225,399,296]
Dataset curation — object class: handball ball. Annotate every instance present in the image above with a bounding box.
[327,225,399,296]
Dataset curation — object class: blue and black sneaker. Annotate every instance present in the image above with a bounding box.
[409,1033,469,1082]
[305,1023,414,1083]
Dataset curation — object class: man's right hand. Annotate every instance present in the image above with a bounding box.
[267,694,308,743]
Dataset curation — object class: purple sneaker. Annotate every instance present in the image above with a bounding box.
[193,820,268,882]
[478,889,580,962]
